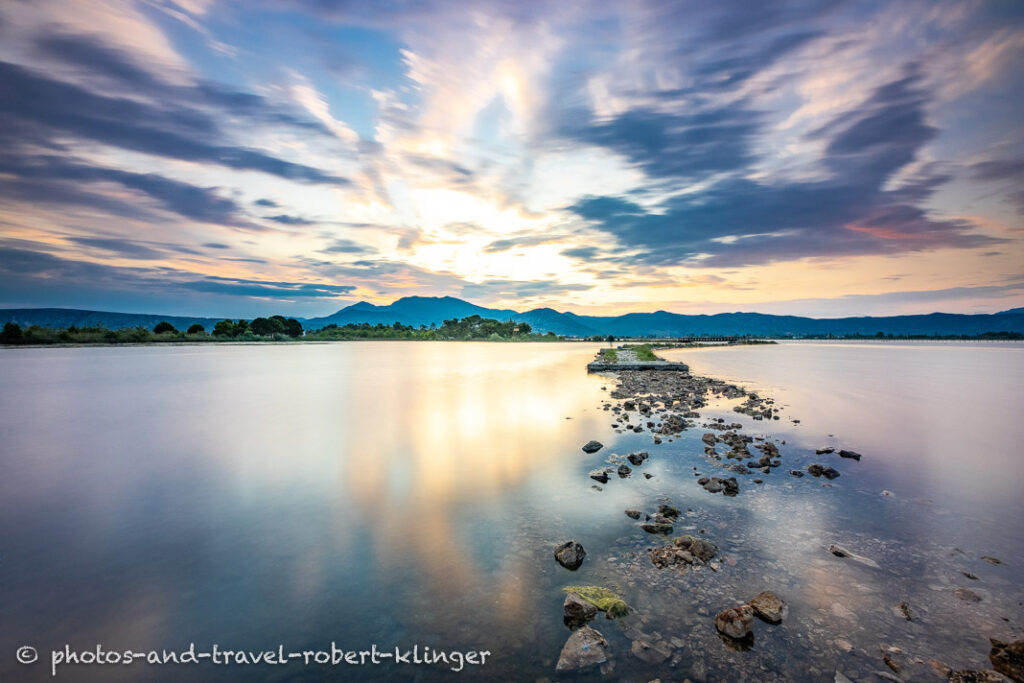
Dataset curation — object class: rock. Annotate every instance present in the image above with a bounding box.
[839,449,862,461]
[982,556,1003,565]
[564,592,598,627]
[623,400,636,410]
[955,588,982,602]
[816,447,835,455]
[581,440,604,454]
[790,469,805,477]
[899,600,915,621]
[625,509,642,520]
[808,464,825,477]
[748,591,786,624]
[589,469,609,484]
[947,671,1013,682]
[828,544,881,568]
[821,466,841,479]
[680,536,719,562]
[989,638,1024,682]
[643,473,654,479]
[641,516,674,535]
[627,451,649,466]
[656,504,680,519]
[630,638,671,664]
[964,571,979,580]
[722,477,740,496]
[554,541,587,570]
[562,586,629,618]
[555,626,609,672]
[618,464,632,478]
[702,433,717,445]
[714,605,754,639]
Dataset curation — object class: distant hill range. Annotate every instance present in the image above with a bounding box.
[5,296,1023,337]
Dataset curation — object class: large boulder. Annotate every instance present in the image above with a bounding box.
[555,626,609,672]
[715,605,755,639]
[554,541,587,570]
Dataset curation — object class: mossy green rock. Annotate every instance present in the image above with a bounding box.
[562,586,629,618]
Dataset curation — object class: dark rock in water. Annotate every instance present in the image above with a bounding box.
[982,555,1003,565]
[964,571,979,580]
[555,541,587,570]
[581,440,604,454]
[589,469,609,484]
[630,638,671,664]
[955,588,982,602]
[656,504,680,519]
[829,544,851,558]
[703,479,724,493]
[715,605,754,639]
[839,449,862,461]
[702,433,717,445]
[722,477,740,496]
[948,671,1013,682]
[564,592,598,627]
[727,463,751,475]
[697,476,710,485]
[821,466,841,480]
[808,464,825,477]
[748,591,786,623]
[816,447,835,455]
[555,626,609,672]
[617,464,632,478]
[643,472,654,479]
[790,469,805,478]
[623,399,636,410]
[989,638,1024,682]
[899,600,915,621]
[625,509,642,520]
[627,451,649,466]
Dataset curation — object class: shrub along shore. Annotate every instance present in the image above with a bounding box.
[0,314,564,345]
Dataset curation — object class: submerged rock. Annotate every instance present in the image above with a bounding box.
[555,625,609,672]
[715,605,755,639]
[989,638,1024,682]
[554,541,587,570]
[627,451,649,466]
[630,638,671,664]
[839,449,862,461]
[955,588,982,602]
[589,469,609,484]
[617,464,632,478]
[790,469,805,478]
[641,516,674,535]
[581,440,604,454]
[748,591,786,623]
[625,509,642,520]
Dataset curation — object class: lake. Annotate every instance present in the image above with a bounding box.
[1,341,1022,681]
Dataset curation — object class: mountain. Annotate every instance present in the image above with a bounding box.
[4,297,1024,337]
[306,297,1024,337]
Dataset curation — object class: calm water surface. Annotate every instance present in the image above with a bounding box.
[1,341,1022,682]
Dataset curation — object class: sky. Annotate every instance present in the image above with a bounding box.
[0,0,1022,319]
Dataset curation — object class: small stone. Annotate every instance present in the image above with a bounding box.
[838,449,862,461]
[581,440,604,454]
[625,509,642,520]
[947,671,1013,682]
[898,600,914,621]
[714,605,754,639]
[589,469,609,484]
[982,556,1002,565]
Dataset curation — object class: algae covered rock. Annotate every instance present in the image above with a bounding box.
[562,586,629,618]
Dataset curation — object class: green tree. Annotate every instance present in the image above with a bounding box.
[251,317,285,336]
[213,320,236,336]
[187,323,205,335]
[153,321,177,334]
[1,322,23,343]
